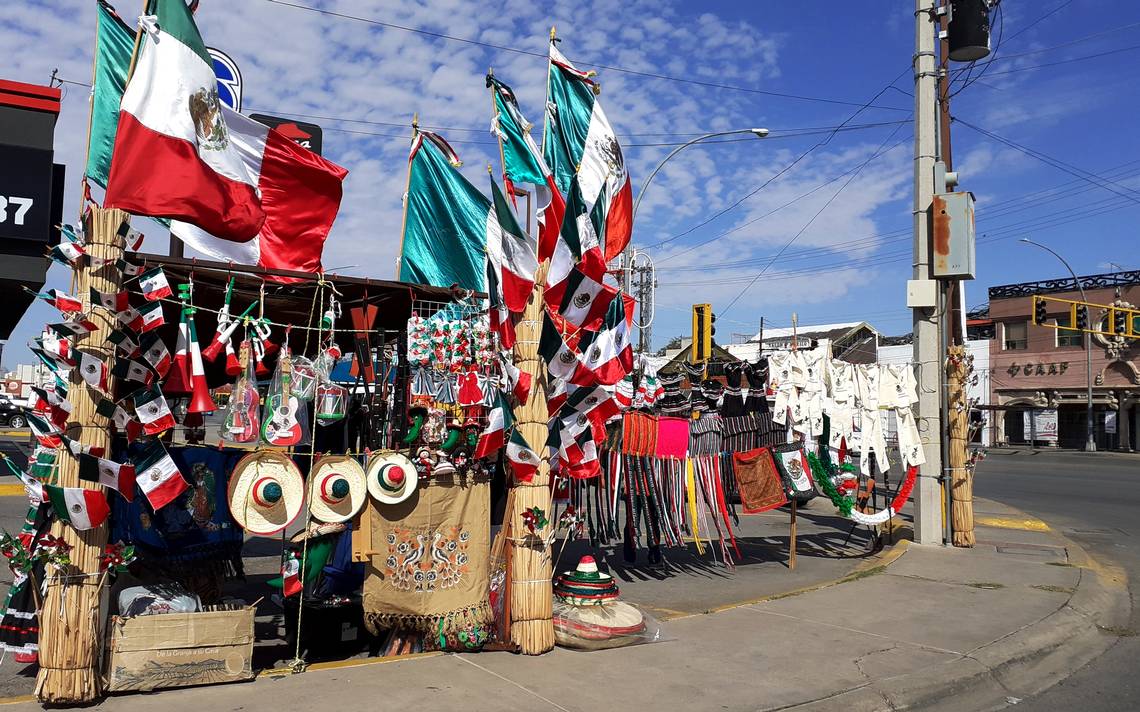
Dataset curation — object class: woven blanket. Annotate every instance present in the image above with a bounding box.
[363,477,491,635]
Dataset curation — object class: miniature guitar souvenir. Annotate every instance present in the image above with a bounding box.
[262,353,302,446]
[224,340,260,443]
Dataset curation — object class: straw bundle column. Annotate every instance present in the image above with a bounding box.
[507,264,554,654]
[946,345,974,547]
[35,206,128,703]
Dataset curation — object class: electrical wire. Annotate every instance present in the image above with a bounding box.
[981,43,1140,77]
[954,118,1140,204]
[718,122,908,312]
[644,67,913,250]
[259,0,912,112]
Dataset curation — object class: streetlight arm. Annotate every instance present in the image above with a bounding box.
[631,128,767,223]
[1019,238,1087,300]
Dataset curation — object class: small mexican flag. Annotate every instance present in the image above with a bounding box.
[26,410,62,449]
[117,222,145,251]
[474,393,512,459]
[137,301,164,332]
[77,351,109,391]
[78,453,135,502]
[49,319,98,339]
[506,428,539,483]
[109,328,140,357]
[138,267,172,301]
[557,264,619,332]
[133,386,176,434]
[116,259,141,276]
[45,485,111,531]
[48,241,86,267]
[116,305,144,331]
[281,551,302,597]
[112,358,154,386]
[133,440,187,511]
[139,331,172,377]
[91,287,130,312]
[30,288,83,313]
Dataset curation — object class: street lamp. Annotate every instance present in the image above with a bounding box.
[630,128,770,224]
[1019,238,1097,452]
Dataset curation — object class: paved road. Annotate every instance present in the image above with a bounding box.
[975,449,1140,711]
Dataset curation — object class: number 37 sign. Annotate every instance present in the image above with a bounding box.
[0,143,54,243]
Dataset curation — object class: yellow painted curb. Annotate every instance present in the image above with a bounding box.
[258,650,441,678]
[0,484,26,497]
[0,695,36,706]
[976,515,1052,532]
[0,430,28,437]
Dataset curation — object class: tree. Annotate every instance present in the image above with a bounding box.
[656,335,684,357]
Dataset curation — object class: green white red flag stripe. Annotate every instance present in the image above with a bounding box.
[133,440,186,511]
[78,453,135,503]
[49,319,98,339]
[92,287,130,312]
[133,386,176,434]
[558,263,619,332]
[46,485,110,531]
[487,74,565,263]
[140,331,172,378]
[105,1,265,240]
[486,177,537,313]
[506,429,539,483]
[138,267,172,301]
[77,351,109,392]
[169,106,348,277]
[475,393,513,459]
[544,176,607,309]
[28,288,82,313]
[109,328,140,357]
[544,43,633,264]
[574,294,636,386]
[137,301,164,332]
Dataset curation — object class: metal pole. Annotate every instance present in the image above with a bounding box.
[1018,238,1097,451]
[912,0,943,545]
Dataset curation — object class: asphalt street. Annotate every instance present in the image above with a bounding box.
[975,449,1140,711]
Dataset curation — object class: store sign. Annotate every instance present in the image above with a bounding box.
[1007,361,1069,377]
[1023,409,1058,443]
[249,113,323,155]
[0,144,54,243]
[208,48,243,111]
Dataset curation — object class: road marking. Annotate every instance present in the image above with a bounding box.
[0,695,36,706]
[977,516,1052,532]
[0,430,28,437]
[0,484,26,497]
[258,651,441,677]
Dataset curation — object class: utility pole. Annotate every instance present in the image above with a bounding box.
[630,250,656,354]
[911,0,944,546]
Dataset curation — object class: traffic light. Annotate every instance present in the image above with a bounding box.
[1113,308,1128,336]
[1076,304,1088,331]
[1033,296,1047,325]
[691,303,714,363]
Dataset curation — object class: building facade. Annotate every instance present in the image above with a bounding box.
[987,270,1139,451]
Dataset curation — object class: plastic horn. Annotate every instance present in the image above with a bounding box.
[203,302,256,361]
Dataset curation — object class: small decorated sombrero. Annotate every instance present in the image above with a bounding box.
[554,601,646,640]
[227,450,305,536]
[366,452,418,505]
[554,555,620,606]
[308,455,367,524]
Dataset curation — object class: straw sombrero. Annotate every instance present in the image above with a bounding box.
[554,555,620,606]
[309,455,367,524]
[366,452,418,505]
[553,601,646,650]
[227,450,305,536]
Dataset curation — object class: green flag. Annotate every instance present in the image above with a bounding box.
[85,1,135,189]
[398,131,488,291]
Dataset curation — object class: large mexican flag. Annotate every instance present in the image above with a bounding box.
[543,43,633,264]
[104,0,265,240]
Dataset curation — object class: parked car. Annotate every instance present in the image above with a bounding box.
[0,398,28,428]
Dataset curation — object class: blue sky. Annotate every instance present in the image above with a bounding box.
[3,0,1138,367]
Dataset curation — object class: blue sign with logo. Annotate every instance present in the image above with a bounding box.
[208,48,242,112]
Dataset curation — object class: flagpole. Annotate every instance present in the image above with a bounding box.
[394,114,418,280]
[124,0,148,82]
[499,35,555,656]
[79,3,105,214]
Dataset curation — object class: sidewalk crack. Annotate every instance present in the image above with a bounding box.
[452,654,572,711]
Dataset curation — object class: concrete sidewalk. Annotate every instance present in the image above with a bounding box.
[2,496,1126,711]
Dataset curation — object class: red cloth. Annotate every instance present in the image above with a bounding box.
[654,417,689,460]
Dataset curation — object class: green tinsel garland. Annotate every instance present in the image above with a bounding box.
[807,451,854,517]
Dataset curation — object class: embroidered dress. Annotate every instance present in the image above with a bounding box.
[456,370,483,408]
[0,502,50,660]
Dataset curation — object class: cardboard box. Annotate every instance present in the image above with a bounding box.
[104,605,255,692]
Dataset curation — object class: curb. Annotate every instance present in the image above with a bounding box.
[787,506,1130,711]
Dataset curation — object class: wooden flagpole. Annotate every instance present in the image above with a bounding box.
[491,53,554,655]
[35,207,129,703]
[393,114,418,278]
[788,312,798,571]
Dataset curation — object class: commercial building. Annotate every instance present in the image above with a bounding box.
[986,270,1139,451]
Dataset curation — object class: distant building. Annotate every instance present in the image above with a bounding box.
[986,270,1139,451]
[726,321,880,364]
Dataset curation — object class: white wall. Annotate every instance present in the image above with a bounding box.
[878,339,991,446]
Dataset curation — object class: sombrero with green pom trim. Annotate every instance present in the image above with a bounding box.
[309,455,367,524]
[554,555,620,606]
[227,450,304,536]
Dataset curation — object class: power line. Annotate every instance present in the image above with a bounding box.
[643,67,913,250]
[720,122,908,312]
[259,0,912,111]
[981,43,1140,77]
[954,118,1140,204]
